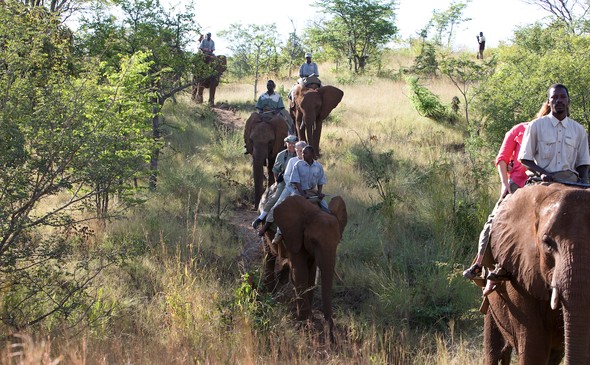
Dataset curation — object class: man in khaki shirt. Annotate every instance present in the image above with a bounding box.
[519,83,590,184]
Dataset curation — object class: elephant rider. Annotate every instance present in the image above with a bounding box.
[199,32,215,57]
[291,145,328,209]
[255,79,295,134]
[252,135,299,231]
[466,84,590,295]
[289,52,321,101]
[463,101,551,294]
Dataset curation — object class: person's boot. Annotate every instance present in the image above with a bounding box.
[258,221,272,237]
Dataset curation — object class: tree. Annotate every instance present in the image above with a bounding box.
[475,22,590,151]
[520,0,590,34]
[438,53,496,128]
[219,23,280,100]
[310,0,398,72]
[429,1,472,48]
[282,20,305,79]
[0,2,155,329]
[77,0,204,189]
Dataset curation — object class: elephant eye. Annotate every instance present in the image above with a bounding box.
[542,234,556,252]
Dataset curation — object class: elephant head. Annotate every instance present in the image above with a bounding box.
[244,113,288,209]
[486,183,590,364]
[291,85,343,157]
[273,195,348,339]
[192,55,226,106]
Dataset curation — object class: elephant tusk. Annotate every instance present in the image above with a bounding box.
[550,287,560,310]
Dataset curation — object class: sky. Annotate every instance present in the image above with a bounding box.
[190,0,550,54]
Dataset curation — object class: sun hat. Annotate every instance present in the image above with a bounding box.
[284,135,298,143]
[305,52,312,58]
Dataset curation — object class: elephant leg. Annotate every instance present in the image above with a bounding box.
[262,237,278,292]
[196,86,205,104]
[290,253,311,321]
[313,120,323,157]
[484,312,512,364]
[208,81,217,106]
[191,78,198,101]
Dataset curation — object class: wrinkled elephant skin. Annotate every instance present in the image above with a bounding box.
[291,85,343,156]
[483,183,590,365]
[273,195,347,340]
[243,113,289,209]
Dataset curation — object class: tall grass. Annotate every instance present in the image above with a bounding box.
[0,58,496,363]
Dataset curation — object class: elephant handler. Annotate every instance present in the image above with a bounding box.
[199,32,215,56]
[291,145,328,210]
[255,79,295,134]
[252,135,299,230]
[463,101,551,294]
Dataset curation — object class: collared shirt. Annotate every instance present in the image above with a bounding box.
[272,149,297,175]
[283,156,301,186]
[299,62,319,77]
[290,159,327,190]
[255,92,285,112]
[495,122,528,188]
[199,39,215,53]
[518,114,590,173]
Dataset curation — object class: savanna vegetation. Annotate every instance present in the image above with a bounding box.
[3,0,590,363]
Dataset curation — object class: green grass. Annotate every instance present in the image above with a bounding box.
[0,56,497,364]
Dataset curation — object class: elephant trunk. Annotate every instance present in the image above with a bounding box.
[559,253,590,364]
[252,149,267,209]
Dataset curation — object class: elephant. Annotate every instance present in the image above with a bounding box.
[243,113,289,209]
[192,54,226,106]
[270,195,348,340]
[290,85,343,157]
[482,183,590,364]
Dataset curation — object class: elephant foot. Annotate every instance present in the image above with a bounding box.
[195,95,203,104]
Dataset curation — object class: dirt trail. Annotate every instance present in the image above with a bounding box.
[211,107,263,272]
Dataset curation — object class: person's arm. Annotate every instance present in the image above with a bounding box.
[313,63,319,77]
[299,64,305,78]
[575,130,590,183]
[521,159,552,181]
[290,163,304,195]
[497,161,510,197]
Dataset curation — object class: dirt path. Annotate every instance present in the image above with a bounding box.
[211,107,263,272]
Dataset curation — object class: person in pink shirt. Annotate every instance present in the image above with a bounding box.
[463,102,550,294]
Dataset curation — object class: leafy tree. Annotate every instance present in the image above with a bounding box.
[475,22,590,151]
[309,0,398,72]
[0,2,155,329]
[282,20,306,79]
[77,0,204,188]
[438,53,496,128]
[219,23,281,99]
[429,1,472,48]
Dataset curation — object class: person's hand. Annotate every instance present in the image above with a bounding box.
[318,193,325,200]
[507,160,514,172]
[500,185,510,199]
[541,173,554,182]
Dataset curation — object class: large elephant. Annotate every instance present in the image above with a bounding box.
[244,113,289,209]
[482,183,590,364]
[192,54,226,106]
[271,195,348,339]
[290,85,343,156]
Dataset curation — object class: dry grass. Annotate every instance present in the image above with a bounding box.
[0,58,493,364]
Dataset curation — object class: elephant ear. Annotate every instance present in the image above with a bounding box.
[243,113,259,155]
[328,196,348,236]
[490,184,561,300]
[274,195,319,253]
[270,115,289,156]
[318,86,344,122]
[216,55,227,73]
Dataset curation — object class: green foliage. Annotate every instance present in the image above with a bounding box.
[406,76,455,124]
[226,272,277,331]
[307,0,398,72]
[475,22,590,150]
[427,1,472,48]
[219,23,281,79]
[0,1,156,329]
[411,41,438,76]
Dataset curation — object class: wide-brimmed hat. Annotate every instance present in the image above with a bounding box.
[305,52,312,58]
[284,135,298,143]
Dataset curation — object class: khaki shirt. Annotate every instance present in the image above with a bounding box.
[518,114,590,173]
